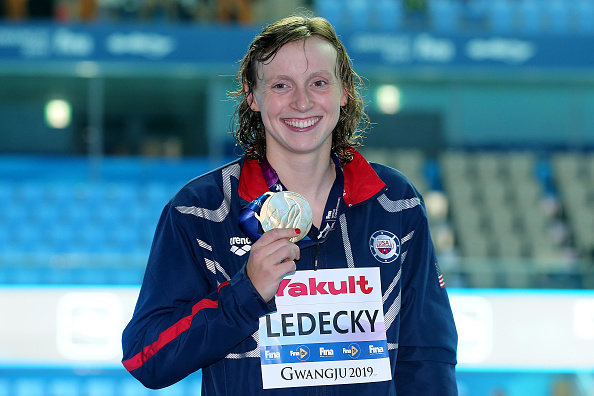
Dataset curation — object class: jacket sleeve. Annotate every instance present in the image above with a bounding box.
[121,201,273,390]
[394,198,458,395]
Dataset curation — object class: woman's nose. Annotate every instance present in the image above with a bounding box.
[292,87,312,112]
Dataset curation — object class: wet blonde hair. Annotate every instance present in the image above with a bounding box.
[231,15,368,163]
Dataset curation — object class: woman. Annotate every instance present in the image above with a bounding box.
[122,15,458,395]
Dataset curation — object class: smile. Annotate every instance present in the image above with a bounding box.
[283,117,321,129]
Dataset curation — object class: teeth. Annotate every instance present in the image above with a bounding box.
[285,117,319,129]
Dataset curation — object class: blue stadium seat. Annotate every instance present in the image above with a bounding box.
[518,0,541,33]
[544,0,569,34]
[4,267,44,284]
[46,223,76,253]
[155,381,186,396]
[464,0,489,28]
[316,0,343,28]
[14,182,45,206]
[81,378,116,396]
[93,204,124,230]
[429,0,461,32]
[45,183,75,207]
[47,378,79,396]
[13,378,45,396]
[0,182,12,208]
[73,182,103,209]
[488,0,513,33]
[574,1,594,33]
[0,226,10,252]
[7,203,29,230]
[346,0,371,30]
[33,203,61,229]
[113,182,140,203]
[107,224,141,253]
[374,0,403,31]
[112,267,144,285]
[183,375,203,395]
[140,182,172,206]
[138,226,156,251]
[0,378,10,396]
[119,378,149,396]
[66,202,91,229]
[120,204,146,229]
[45,267,77,285]
[12,223,40,253]
[72,267,111,285]
[75,224,108,253]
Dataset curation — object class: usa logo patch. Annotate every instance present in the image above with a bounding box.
[369,230,401,263]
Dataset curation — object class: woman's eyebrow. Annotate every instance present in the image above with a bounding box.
[266,70,334,83]
[308,70,334,78]
[267,74,292,82]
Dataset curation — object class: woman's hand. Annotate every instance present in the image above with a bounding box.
[246,228,301,302]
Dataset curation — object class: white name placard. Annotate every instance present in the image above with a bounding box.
[258,268,392,389]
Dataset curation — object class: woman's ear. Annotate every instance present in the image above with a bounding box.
[340,84,348,107]
[245,84,260,112]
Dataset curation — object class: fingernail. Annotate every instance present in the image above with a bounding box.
[295,228,301,235]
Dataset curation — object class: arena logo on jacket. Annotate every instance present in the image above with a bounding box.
[230,236,251,256]
[369,231,400,264]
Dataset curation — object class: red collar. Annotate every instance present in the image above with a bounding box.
[238,149,386,206]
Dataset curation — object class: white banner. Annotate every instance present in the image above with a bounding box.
[1,286,593,371]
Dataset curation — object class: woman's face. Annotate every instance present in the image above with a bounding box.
[248,37,347,159]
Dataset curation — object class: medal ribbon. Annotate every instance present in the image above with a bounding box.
[238,155,344,249]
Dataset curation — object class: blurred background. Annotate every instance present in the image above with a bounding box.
[1,0,594,395]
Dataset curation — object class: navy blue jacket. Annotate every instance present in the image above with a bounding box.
[122,150,458,395]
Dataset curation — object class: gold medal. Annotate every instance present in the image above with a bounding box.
[255,191,313,242]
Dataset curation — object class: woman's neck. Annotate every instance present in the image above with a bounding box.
[266,149,334,193]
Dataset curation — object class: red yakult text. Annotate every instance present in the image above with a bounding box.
[277,276,373,297]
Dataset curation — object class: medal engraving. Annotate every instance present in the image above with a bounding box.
[255,191,313,242]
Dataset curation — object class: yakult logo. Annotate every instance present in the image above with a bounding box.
[276,275,373,298]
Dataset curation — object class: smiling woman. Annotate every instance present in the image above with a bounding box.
[122,15,458,396]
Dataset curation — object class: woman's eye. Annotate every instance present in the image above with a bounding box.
[313,80,327,87]
[272,83,287,89]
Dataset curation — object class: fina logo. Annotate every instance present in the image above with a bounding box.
[369,230,401,263]
[289,345,310,361]
[344,343,361,359]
